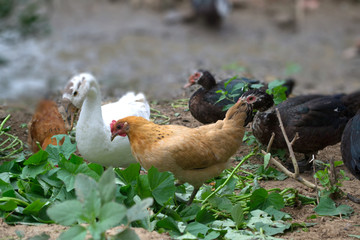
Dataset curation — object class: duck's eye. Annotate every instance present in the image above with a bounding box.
[73,91,78,96]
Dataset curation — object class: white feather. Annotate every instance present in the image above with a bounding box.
[63,73,150,167]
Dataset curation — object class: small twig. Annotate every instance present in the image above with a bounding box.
[291,132,299,145]
[267,132,275,153]
[275,109,299,177]
[311,155,320,203]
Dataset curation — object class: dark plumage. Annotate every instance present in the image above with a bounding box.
[191,0,231,26]
[184,70,295,124]
[242,91,360,164]
[341,110,360,179]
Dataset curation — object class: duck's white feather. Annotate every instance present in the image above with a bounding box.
[63,73,150,167]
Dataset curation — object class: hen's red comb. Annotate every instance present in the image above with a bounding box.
[110,120,117,130]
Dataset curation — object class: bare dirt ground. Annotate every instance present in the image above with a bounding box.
[0,97,359,240]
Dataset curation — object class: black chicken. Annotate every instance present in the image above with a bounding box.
[184,70,294,124]
[242,90,360,171]
[191,0,231,26]
[341,109,360,179]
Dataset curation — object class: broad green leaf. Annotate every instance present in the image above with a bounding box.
[0,161,14,173]
[0,179,16,197]
[74,174,100,219]
[136,175,152,199]
[179,204,201,222]
[156,217,181,234]
[23,199,46,215]
[98,168,116,204]
[47,200,82,226]
[98,202,126,231]
[127,198,153,222]
[58,225,87,240]
[203,231,220,240]
[46,135,76,164]
[148,167,176,205]
[24,150,48,165]
[314,196,353,217]
[114,228,140,240]
[249,188,284,210]
[196,208,216,225]
[0,200,17,211]
[208,197,233,213]
[264,206,291,221]
[231,203,244,227]
[27,232,50,240]
[88,163,104,176]
[115,163,141,185]
[186,222,209,237]
[21,164,47,179]
[247,209,290,235]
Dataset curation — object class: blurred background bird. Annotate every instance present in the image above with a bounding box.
[184,70,295,124]
[341,109,360,180]
[111,89,272,204]
[27,99,72,152]
[242,90,360,172]
[62,73,150,168]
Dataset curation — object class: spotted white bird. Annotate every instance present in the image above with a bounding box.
[62,73,150,167]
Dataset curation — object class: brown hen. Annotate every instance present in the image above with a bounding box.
[111,90,270,204]
[28,100,72,152]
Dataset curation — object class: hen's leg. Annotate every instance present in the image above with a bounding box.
[187,187,200,205]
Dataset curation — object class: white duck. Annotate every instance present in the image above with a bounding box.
[62,73,150,167]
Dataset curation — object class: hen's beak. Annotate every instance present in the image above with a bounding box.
[111,133,118,142]
[183,82,193,88]
[243,103,254,127]
[61,99,79,131]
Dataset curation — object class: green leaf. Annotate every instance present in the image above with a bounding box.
[314,196,353,217]
[23,199,46,215]
[24,150,48,165]
[156,217,181,234]
[47,200,83,226]
[231,203,244,227]
[264,153,271,169]
[127,198,153,222]
[88,163,104,176]
[136,175,152,199]
[74,174,101,219]
[46,135,76,163]
[196,208,216,225]
[114,228,140,240]
[208,197,233,213]
[186,222,209,237]
[179,204,201,222]
[115,163,141,185]
[21,164,47,179]
[148,167,176,205]
[98,202,127,231]
[27,232,50,240]
[58,225,87,240]
[0,200,17,211]
[264,206,291,221]
[98,168,116,204]
[249,188,284,210]
[247,210,290,236]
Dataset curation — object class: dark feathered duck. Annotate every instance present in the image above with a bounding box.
[341,110,360,179]
[184,70,294,124]
[242,90,360,169]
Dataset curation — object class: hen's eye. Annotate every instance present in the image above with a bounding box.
[73,91,78,96]
[117,125,121,130]
[247,96,255,102]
